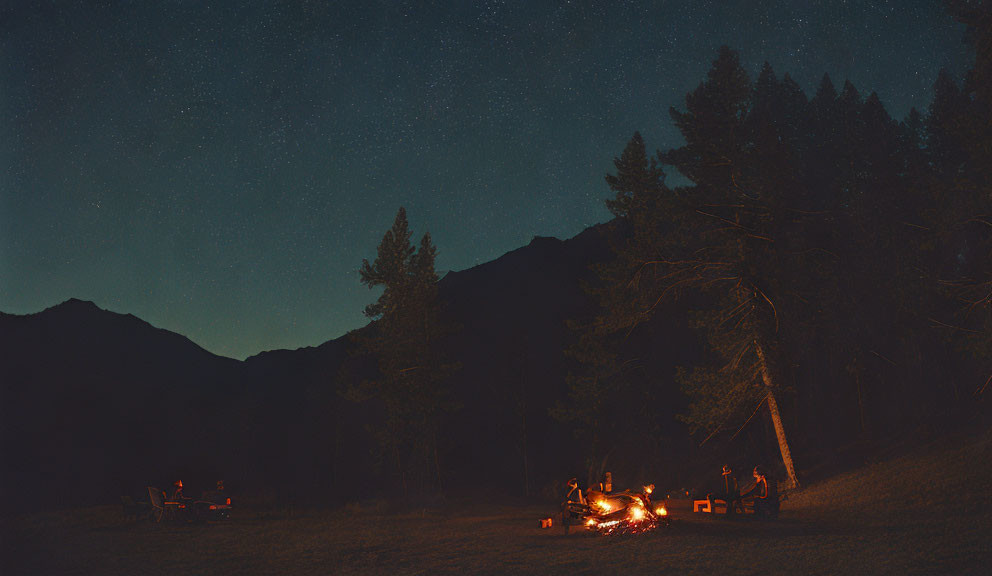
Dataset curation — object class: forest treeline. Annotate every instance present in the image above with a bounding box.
[348,5,989,497]
[352,10,992,500]
[556,9,989,487]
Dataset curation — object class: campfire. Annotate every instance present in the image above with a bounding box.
[585,494,667,535]
[561,482,670,536]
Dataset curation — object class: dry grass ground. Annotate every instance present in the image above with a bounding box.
[3,428,991,575]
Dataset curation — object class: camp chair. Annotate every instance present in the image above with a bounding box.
[147,487,181,522]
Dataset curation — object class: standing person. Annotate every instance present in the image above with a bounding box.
[708,465,741,515]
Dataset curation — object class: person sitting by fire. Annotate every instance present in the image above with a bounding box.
[584,472,614,510]
[201,480,228,505]
[586,471,612,497]
[741,465,778,518]
[707,464,741,515]
[640,484,655,508]
[171,480,185,501]
[598,472,613,493]
[564,478,586,505]
[171,480,196,507]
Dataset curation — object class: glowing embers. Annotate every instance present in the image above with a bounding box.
[568,483,670,537]
[589,515,659,536]
[586,503,662,536]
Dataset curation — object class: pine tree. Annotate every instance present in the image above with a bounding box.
[355,207,456,495]
[949,0,992,398]
[583,54,811,488]
[660,49,802,487]
[557,131,673,485]
[925,4,992,399]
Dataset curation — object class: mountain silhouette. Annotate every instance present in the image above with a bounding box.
[1,223,700,511]
[0,299,242,510]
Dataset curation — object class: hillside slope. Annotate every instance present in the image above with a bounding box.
[2,426,989,575]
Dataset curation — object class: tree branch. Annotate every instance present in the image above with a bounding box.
[870,350,897,366]
[755,286,779,333]
[730,393,769,440]
[976,373,991,398]
[928,317,980,333]
[965,218,992,229]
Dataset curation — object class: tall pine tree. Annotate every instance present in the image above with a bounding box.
[557,131,673,485]
[355,207,456,496]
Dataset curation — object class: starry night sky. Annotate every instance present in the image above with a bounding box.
[1,1,972,359]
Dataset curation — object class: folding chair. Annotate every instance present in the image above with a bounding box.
[147,487,180,522]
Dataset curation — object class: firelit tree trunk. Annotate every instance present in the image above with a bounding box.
[755,340,800,489]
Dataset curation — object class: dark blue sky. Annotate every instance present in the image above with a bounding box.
[1,0,972,359]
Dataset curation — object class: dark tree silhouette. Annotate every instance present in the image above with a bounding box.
[925,2,992,399]
[556,131,673,486]
[660,49,804,488]
[354,207,456,496]
[572,32,990,491]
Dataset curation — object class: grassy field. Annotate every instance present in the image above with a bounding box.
[4,429,991,575]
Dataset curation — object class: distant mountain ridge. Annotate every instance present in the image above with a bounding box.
[2,223,657,511]
[3,297,239,362]
[0,297,246,511]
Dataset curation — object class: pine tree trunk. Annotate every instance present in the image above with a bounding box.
[755,340,800,489]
